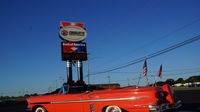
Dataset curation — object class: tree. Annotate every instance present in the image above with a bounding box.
[156,81,166,86]
[184,75,200,83]
[165,79,175,86]
[175,78,184,84]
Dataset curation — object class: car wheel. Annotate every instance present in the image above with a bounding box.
[35,107,46,112]
[105,106,122,112]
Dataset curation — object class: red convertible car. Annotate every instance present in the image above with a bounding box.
[26,84,181,112]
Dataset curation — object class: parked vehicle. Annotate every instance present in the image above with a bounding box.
[26,84,181,112]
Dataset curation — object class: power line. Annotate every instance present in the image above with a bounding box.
[103,17,200,65]
[96,71,200,84]
[91,35,200,75]
[138,17,200,49]
[94,67,200,75]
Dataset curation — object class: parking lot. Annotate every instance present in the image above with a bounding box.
[174,87,200,112]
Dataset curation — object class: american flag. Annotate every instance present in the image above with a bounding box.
[143,59,147,76]
[158,64,162,79]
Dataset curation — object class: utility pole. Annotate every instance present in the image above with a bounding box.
[137,73,142,87]
[48,86,53,93]
[87,62,90,85]
[108,76,111,88]
[127,78,130,86]
[59,76,64,86]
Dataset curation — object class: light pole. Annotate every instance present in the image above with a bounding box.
[87,61,90,85]
[108,76,111,88]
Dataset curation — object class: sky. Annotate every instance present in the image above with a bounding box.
[0,0,200,96]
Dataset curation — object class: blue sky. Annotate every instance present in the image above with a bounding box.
[0,0,200,96]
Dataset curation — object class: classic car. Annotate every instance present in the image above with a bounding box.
[26,84,181,112]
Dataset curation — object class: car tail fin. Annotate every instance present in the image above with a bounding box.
[162,84,175,104]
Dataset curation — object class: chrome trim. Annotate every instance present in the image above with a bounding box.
[51,96,147,104]
[149,100,182,111]
[33,101,51,104]
[174,100,182,109]
[90,104,94,112]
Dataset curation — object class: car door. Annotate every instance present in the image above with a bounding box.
[81,92,94,112]
[82,92,105,112]
[55,93,83,112]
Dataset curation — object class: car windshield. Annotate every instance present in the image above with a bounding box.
[58,85,87,94]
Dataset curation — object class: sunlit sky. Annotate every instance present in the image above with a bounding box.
[1,0,200,96]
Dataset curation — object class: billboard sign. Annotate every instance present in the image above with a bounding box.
[59,22,87,42]
[61,42,87,61]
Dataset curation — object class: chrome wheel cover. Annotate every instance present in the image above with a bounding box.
[35,107,46,112]
[106,106,122,112]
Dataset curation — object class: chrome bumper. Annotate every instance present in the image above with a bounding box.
[149,100,182,112]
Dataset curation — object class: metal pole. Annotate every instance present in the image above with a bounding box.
[137,73,142,87]
[153,75,157,86]
[87,62,90,85]
[55,79,58,88]
[127,78,130,86]
[66,60,73,84]
[146,76,149,86]
[108,76,111,88]
[77,60,84,84]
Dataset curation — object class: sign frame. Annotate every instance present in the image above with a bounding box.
[61,42,88,61]
[59,22,87,42]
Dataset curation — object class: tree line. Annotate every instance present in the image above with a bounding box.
[156,75,200,86]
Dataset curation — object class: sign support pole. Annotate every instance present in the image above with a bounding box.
[66,60,73,85]
[77,60,84,84]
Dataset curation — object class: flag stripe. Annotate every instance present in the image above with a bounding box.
[158,65,162,78]
[143,60,147,76]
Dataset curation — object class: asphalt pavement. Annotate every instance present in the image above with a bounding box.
[174,87,200,112]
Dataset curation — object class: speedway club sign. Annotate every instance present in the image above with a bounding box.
[59,22,87,42]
